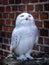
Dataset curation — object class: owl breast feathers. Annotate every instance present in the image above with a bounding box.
[10,12,39,60]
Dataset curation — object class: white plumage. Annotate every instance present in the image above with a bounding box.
[10,12,39,60]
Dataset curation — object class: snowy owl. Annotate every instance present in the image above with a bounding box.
[10,12,39,60]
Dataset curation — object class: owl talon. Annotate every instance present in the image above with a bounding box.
[25,54,33,60]
[17,55,27,60]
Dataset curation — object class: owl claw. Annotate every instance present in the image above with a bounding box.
[25,54,33,60]
[17,55,27,60]
[27,56,33,60]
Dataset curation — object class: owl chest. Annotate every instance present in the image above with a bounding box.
[18,28,35,51]
[18,27,35,41]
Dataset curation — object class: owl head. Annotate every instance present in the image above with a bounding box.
[15,12,35,27]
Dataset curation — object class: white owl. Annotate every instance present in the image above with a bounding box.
[10,12,39,60]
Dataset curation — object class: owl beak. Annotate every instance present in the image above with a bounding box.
[25,18,28,20]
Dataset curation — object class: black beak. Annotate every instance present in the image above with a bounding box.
[26,18,28,20]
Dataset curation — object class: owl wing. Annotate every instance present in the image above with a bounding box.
[10,28,21,52]
[34,26,39,45]
[34,26,39,44]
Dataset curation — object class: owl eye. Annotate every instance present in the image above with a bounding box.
[28,15,31,17]
[20,15,24,17]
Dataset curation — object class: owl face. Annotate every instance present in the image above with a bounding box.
[16,13,35,27]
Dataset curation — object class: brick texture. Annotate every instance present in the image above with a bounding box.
[3,13,8,18]
[15,0,21,4]
[35,21,42,27]
[38,37,43,44]
[27,5,34,11]
[40,0,47,2]
[9,0,14,4]
[40,12,48,19]
[21,0,29,3]
[35,4,43,11]
[6,6,11,12]
[0,6,4,12]
[40,29,48,36]
[2,0,8,5]
[0,50,3,56]
[32,12,38,19]
[44,38,49,45]
[18,5,25,11]
[44,4,49,11]
[0,0,49,57]
[0,13,2,18]
[30,0,38,3]
[44,21,49,28]
[0,0,2,4]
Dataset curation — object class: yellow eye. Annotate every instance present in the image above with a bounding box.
[21,15,24,17]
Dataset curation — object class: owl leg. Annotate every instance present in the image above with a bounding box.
[17,54,27,60]
[25,49,33,59]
